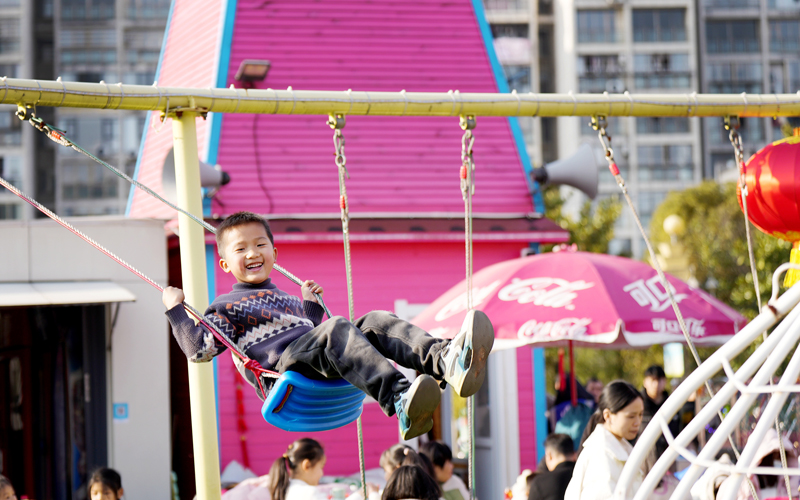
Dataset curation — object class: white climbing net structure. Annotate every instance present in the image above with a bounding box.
[616,263,800,500]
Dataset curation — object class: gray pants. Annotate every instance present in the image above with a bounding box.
[275,311,448,416]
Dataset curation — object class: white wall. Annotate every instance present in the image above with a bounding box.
[0,216,171,499]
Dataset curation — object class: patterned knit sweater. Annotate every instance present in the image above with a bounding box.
[166,279,324,371]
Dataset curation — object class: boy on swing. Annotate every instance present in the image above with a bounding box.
[163,211,494,439]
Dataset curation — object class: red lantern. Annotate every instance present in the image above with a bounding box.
[738,129,800,285]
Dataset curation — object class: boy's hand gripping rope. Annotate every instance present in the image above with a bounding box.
[0,174,279,400]
[591,115,760,498]
[724,116,792,500]
[15,105,331,318]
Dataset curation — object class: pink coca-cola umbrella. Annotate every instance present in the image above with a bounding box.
[413,250,746,351]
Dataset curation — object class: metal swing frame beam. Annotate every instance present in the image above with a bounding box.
[6,76,800,500]
[2,77,800,117]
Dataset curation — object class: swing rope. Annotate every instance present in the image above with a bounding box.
[16,107,332,319]
[459,115,477,498]
[591,115,760,499]
[327,113,368,500]
[0,173,281,401]
[725,116,792,500]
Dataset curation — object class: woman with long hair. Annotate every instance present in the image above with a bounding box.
[269,438,327,500]
[564,380,644,500]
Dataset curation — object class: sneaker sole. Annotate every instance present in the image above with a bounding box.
[451,310,494,398]
[400,375,441,440]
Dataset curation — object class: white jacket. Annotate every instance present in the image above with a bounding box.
[564,425,644,500]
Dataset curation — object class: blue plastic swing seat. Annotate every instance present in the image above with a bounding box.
[261,371,366,432]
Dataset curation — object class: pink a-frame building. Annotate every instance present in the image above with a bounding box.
[128,0,567,497]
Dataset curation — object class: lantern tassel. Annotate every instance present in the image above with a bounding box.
[785,241,800,288]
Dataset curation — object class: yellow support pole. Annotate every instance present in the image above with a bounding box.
[172,111,222,500]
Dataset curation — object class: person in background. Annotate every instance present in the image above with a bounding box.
[564,380,645,500]
[527,434,576,500]
[641,365,680,459]
[642,365,668,424]
[269,438,327,500]
[0,476,17,500]
[88,468,124,500]
[586,378,604,404]
[420,441,470,500]
[381,465,441,500]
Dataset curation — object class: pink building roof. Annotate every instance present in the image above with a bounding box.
[129,0,535,220]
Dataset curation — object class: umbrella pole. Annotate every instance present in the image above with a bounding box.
[569,340,577,407]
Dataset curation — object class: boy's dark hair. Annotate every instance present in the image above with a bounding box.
[644,365,667,380]
[544,433,574,458]
[419,440,453,468]
[88,468,123,494]
[216,211,274,255]
[382,465,441,500]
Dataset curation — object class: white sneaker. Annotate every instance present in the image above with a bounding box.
[440,310,494,398]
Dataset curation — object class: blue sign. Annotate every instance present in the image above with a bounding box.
[113,403,129,421]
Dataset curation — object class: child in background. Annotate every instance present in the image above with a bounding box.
[382,465,441,500]
[0,476,17,500]
[164,212,494,440]
[269,438,327,500]
[420,441,470,500]
[88,468,124,500]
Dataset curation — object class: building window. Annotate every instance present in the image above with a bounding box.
[770,20,800,53]
[768,0,800,10]
[638,191,668,228]
[710,153,736,178]
[127,0,171,18]
[577,55,624,92]
[633,53,691,89]
[61,163,119,202]
[62,0,115,19]
[633,9,686,42]
[59,117,119,157]
[61,29,116,47]
[577,10,618,44]
[484,0,530,11]
[125,30,164,65]
[0,107,21,146]
[706,116,764,144]
[636,117,690,134]
[0,18,20,55]
[637,145,694,181]
[503,65,531,93]
[0,203,20,220]
[0,64,17,78]
[706,20,760,53]
[0,155,23,194]
[705,0,759,8]
[707,62,762,93]
[790,61,800,93]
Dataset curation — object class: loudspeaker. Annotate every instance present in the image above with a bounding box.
[161,148,231,203]
[531,143,599,199]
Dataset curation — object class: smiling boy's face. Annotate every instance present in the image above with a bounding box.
[218,222,277,284]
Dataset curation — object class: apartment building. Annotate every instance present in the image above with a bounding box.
[55,0,169,216]
[699,0,800,179]
[0,0,168,221]
[485,0,559,166]
[553,0,703,258]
